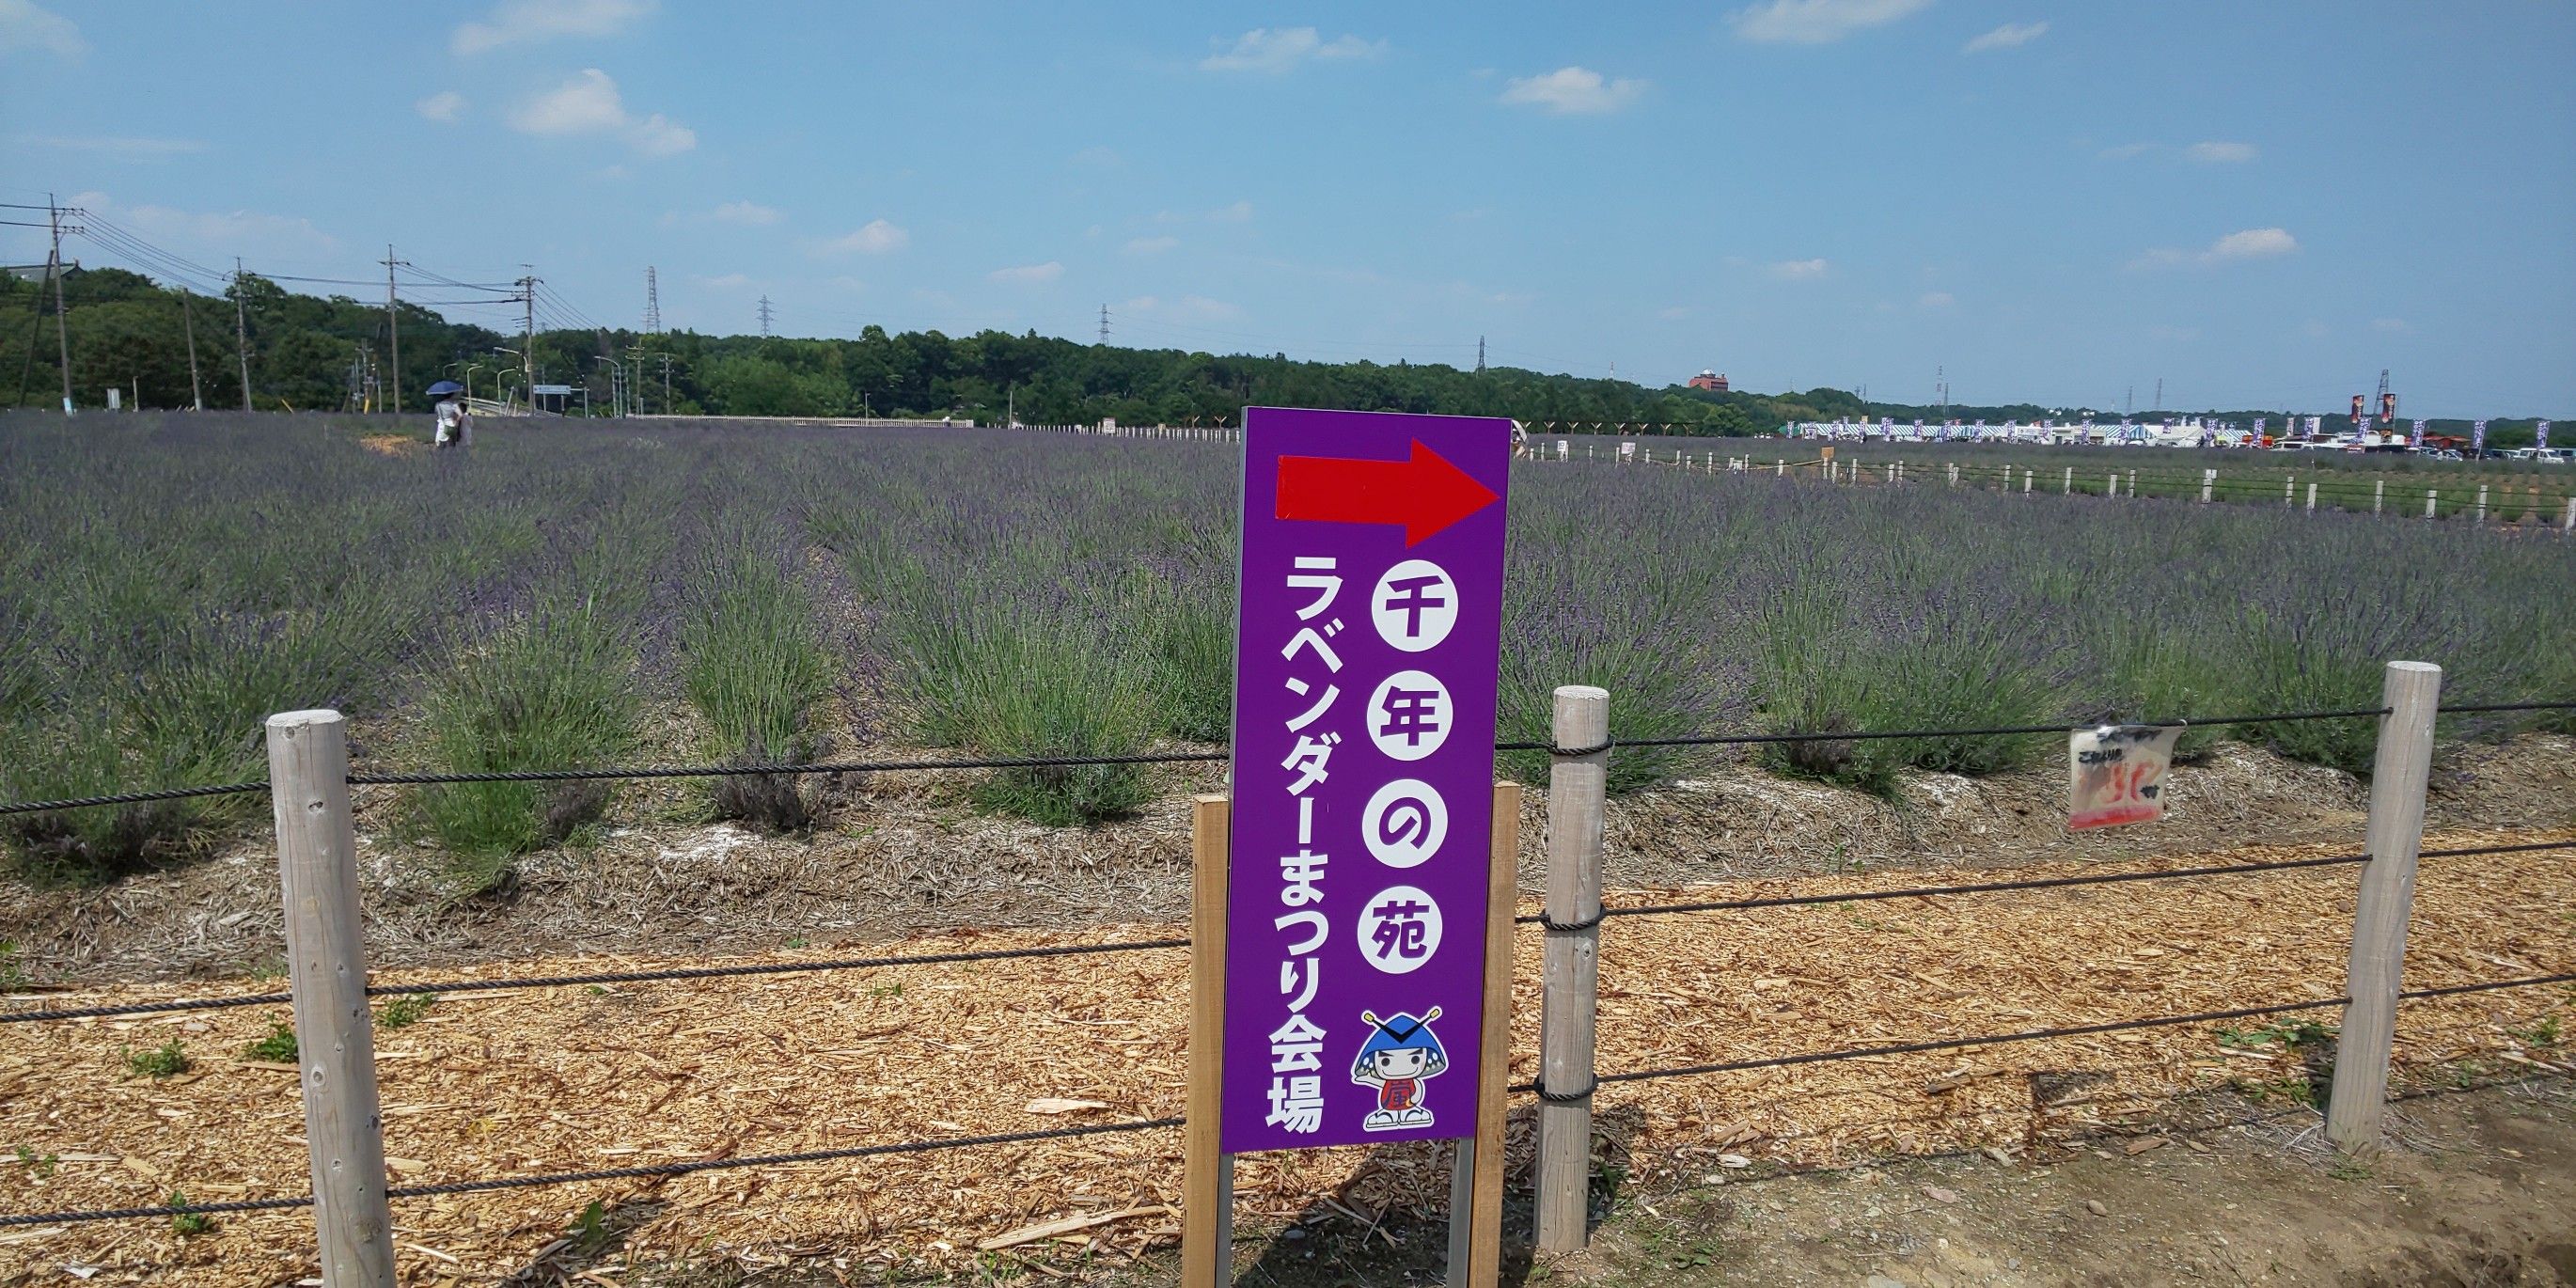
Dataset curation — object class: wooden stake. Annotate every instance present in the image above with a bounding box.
[1446,782,1520,1288]
[2327,662,2441,1155]
[1536,686,1608,1254]
[1182,794,1233,1286]
[266,711,395,1288]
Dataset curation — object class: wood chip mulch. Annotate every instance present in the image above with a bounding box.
[2,829,2568,1284]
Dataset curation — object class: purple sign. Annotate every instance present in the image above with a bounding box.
[1221,406,1511,1154]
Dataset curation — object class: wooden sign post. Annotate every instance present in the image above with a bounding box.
[1185,785,1516,1286]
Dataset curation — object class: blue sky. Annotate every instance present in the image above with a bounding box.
[4,0,2571,416]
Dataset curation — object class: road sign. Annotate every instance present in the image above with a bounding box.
[1221,406,1511,1154]
[532,384,573,396]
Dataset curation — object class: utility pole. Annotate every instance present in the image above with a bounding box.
[518,270,538,409]
[49,193,73,414]
[757,295,774,338]
[660,352,670,411]
[233,258,254,410]
[383,244,401,412]
[2153,376,2162,414]
[180,287,203,409]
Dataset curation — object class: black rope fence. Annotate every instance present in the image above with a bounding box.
[0,1117,1184,1231]
[1523,970,2576,1100]
[5,699,2567,818]
[0,937,1190,1025]
[1517,851,2375,926]
[11,974,2566,1232]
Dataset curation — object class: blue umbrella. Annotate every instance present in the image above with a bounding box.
[425,380,463,396]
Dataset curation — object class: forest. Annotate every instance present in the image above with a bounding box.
[0,268,2555,445]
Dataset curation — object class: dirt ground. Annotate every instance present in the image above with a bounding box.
[1,827,2568,1285]
[3,730,2568,987]
[1076,1077,2576,1288]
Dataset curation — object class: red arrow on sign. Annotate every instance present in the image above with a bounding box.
[1276,438,1500,546]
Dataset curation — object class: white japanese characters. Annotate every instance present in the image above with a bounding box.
[1356,885,1443,975]
[1370,558,1458,652]
[1365,670,1453,762]
[1360,778,1447,871]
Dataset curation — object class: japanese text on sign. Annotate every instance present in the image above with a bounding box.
[1222,407,1511,1153]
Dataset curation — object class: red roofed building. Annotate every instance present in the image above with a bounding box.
[1689,369,1729,392]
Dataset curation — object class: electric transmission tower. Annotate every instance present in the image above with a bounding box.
[643,266,661,334]
[757,295,774,338]
[1476,336,1486,372]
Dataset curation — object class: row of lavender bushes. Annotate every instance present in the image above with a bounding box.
[4,415,2570,887]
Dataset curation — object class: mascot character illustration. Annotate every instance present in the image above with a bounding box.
[1351,1007,1448,1131]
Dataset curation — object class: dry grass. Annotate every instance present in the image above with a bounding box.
[1,829,2568,1284]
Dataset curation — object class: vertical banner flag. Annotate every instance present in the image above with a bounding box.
[1227,407,1511,1153]
[2410,419,2426,449]
[2540,420,2552,450]
[2254,417,2266,440]
[2473,419,2487,451]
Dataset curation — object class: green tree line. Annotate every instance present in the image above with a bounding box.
[0,269,2556,446]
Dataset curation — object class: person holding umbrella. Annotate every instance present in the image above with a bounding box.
[427,380,472,450]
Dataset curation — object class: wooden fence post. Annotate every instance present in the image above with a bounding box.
[1182,794,1233,1287]
[1445,782,1520,1288]
[266,710,396,1288]
[2326,662,2441,1155]
[1536,685,1609,1254]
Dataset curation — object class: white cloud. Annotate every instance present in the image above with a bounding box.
[508,69,694,155]
[1769,258,1830,279]
[2184,140,2257,164]
[2098,142,2157,161]
[2209,227,2297,259]
[0,0,83,59]
[71,190,338,265]
[1963,21,2048,53]
[1918,291,1955,307]
[1200,26,1384,72]
[1729,0,1932,44]
[2133,227,2299,269]
[416,91,467,123]
[0,0,85,58]
[810,219,907,256]
[627,112,693,155]
[12,134,204,160]
[452,0,653,55]
[987,261,1063,285]
[1500,66,1647,115]
[1123,235,1179,255]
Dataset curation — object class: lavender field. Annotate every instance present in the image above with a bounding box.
[3,413,2569,886]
